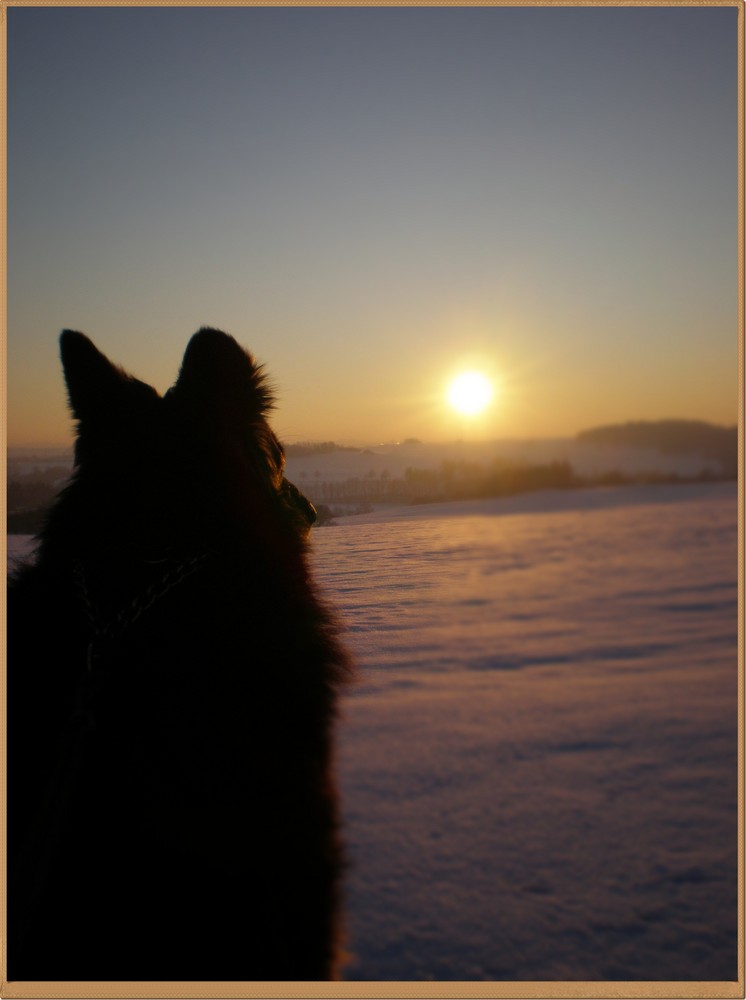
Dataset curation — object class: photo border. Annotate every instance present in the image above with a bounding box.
[1,1,742,996]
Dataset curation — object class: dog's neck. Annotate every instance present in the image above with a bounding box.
[73,550,209,647]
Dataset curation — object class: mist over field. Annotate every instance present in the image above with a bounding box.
[8,480,738,982]
[7,422,737,535]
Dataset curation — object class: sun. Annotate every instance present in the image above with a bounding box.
[447,371,494,417]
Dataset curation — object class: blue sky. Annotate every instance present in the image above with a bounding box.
[8,4,740,446]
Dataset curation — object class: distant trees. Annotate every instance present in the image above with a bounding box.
[403,459,579,504]
[308,474,405,504]
[284,441,359,458]
[483,460,579,497]
[303,458,583,508]
[7,424,736,535]
[577,420,737,478]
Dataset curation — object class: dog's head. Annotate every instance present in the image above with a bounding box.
[60,328,316,555]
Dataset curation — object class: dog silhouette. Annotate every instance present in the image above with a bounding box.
[8,328,350,981]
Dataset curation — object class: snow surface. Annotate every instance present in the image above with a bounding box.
[311,482,739,981]
[8,481,739,982]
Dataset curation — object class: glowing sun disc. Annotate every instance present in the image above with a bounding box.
[447,371,493,416]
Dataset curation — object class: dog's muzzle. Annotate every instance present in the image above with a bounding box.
[282,479,317,527]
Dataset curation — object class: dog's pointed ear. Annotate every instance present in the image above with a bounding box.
[170,327,274,417]
[60,329,131,421]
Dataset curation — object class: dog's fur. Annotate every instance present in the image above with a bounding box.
[8,328,350,981]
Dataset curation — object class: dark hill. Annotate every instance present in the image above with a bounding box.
[577,420,737,477]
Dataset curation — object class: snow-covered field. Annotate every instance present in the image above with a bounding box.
[8,481,739,983]
[312,481,739,982]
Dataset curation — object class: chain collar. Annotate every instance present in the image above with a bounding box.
[73,551,209,663]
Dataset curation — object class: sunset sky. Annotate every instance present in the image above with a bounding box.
[8,4,740,448]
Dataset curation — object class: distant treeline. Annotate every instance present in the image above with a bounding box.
[402,460,580,504]
[577,420,737,477]
[7,420,736,534]
[284,441,360,458]
[304,456,727,511]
